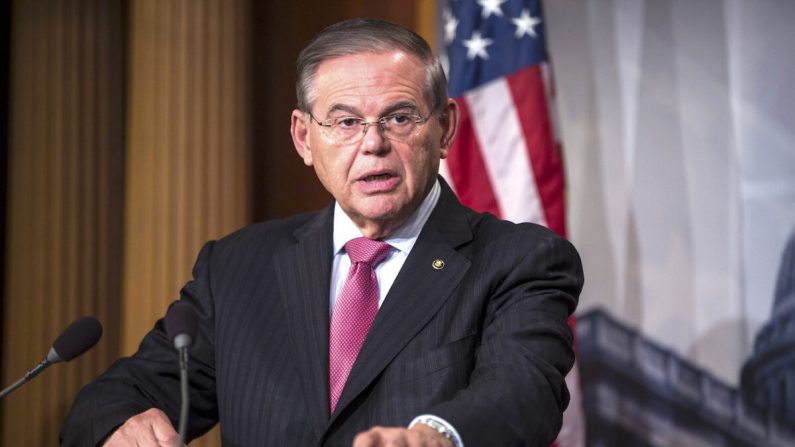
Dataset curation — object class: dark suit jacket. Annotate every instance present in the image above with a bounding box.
[61,180,583,447]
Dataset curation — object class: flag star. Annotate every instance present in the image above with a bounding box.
[444,9,459,43]
[511,9,542,38]
[463,31,494,60]
[477,0,507,19]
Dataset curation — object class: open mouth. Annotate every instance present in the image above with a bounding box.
[363,173,393,182]
[357,172,399,193]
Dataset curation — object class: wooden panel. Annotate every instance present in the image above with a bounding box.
[123,0,250,444]
[123,0,250,352]
[1,0,125,444]
[416,0,439,51]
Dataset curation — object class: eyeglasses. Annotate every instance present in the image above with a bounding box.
[308,112,432,145]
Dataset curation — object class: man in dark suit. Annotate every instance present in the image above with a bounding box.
[61,19,583,447]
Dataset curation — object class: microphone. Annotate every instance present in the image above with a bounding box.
[164,301,199,447]
[0,317,103,399]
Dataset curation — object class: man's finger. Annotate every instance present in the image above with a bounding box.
[352,426,383,447]
[149,409,180,446]
[352,425,452,447]
[103,408,178,447]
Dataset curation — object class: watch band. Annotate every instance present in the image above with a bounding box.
[414,417,460,446]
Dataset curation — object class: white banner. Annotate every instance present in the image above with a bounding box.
[546,0,795,444]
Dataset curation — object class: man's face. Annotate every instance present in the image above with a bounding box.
[291,51,457,238]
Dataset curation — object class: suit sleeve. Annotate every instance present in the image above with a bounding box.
[427,232,583,447]
[60,241,219,447]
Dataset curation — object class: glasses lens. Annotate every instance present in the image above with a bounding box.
[327,118,362,144]
[381,114,420,139]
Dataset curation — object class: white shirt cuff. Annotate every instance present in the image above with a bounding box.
[409,414,464,447]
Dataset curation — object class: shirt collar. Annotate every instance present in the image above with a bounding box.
[333,179,441,255]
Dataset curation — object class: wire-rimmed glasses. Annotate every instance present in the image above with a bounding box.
[308,112,432,145]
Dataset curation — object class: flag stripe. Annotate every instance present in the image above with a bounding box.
[445,98,503,218]
[465,78,546,225]
[506,64,567,235]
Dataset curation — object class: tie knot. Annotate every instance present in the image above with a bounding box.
[344,237,392,266]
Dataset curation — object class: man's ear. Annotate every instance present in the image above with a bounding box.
[291,109,314,166]
[438,99,459,159]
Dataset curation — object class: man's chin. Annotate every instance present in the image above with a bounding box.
[354,197,403,218]
[348,203,413,234]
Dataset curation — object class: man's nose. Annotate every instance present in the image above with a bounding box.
[359,122,389,154]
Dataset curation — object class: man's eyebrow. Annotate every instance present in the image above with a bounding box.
[326,104,361,116]
[381,101,420,115]
[325,101,420,117]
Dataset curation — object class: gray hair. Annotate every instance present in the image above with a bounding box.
[295,19,448,114]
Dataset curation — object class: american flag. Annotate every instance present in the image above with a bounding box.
[439,0,585,445]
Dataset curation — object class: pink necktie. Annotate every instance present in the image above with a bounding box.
[329,237,392,413]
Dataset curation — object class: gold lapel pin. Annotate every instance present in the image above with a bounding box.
[432,259,445,270]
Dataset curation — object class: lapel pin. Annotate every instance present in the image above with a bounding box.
[432,259,445,270]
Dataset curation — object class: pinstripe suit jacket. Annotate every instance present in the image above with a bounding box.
[61,179,583,447]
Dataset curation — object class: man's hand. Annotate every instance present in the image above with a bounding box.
[103,408,179,447]
[352,424,454,447]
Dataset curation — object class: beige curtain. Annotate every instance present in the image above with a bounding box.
[2,0,248,444]
[2,1,126,445]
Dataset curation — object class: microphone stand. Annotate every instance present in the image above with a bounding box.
[165,302,197,446]
[0,359,52,399]
[175,334,191,447]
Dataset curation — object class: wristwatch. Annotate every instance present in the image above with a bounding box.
[415,417,458,446]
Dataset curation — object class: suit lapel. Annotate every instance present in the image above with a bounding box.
[329,181,474,424]
[274,205,334,437]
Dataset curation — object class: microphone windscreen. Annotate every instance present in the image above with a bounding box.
[164,301,199,347]
[51,317,103,362]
